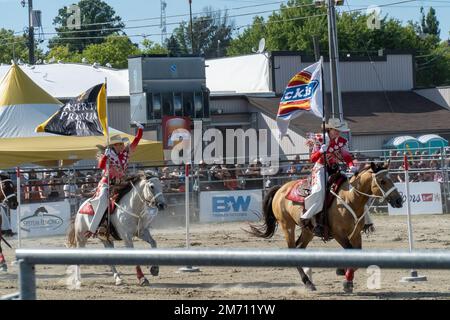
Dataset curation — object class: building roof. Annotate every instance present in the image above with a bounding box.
[0,63,129,99]
[247,91,450,135]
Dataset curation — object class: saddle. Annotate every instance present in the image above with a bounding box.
[287,173,347,242]
[286,172,347,209]
[78,179,135,216]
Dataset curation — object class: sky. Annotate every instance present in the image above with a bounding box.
[0,0,449,51]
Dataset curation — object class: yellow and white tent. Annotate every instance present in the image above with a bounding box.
[0,64,163,168]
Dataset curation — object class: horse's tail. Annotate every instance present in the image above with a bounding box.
[248,185,281,239]
[66,218,77,248]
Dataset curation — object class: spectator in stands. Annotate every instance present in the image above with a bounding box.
[24,169,46,202]
[194,161,210,191]
[80,175,97,199]
[245,158,261,177]
[44,172,60,200]
[63,171,80,217]
[221,164,238,190]
[430,160,443,182]
[235,164,246,189]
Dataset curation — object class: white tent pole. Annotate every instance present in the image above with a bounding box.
[16,167,22,248]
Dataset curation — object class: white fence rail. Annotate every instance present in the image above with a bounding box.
[12,248,450,300]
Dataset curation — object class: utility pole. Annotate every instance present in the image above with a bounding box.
[28,0,35,65]
[160,0,167,45]
[326,0,342,121]
[189,0,194,55]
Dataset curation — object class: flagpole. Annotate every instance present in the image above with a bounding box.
[105,77,111,238]
[320,56,328,237]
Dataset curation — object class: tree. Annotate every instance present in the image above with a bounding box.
[45,45,81,63]
[172,7,234,58]
[227,16,267,56]
[165,35,183,56]
[49,0,124,53]
[0,29,43,64]
[82,35,139,68]
[140,39,168,55]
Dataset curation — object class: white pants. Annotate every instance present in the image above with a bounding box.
[1,206,11,231]
[302,164,325,220]
[88,184,109,233]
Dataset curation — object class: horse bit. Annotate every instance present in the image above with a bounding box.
[0,177,15,206]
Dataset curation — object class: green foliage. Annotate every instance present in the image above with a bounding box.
[140,39,168,55]
[82,35,139,68]
[227,16,267,56]
[227,0,449,86]
[45,45,81,63]
[0,29,44,64]
[49,0,124,53]
[171,7,234,58]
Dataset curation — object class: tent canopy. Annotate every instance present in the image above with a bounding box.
[0,133,163,169]
[0,64,163,168]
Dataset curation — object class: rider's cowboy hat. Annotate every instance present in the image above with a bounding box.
[324,118,350,132]
[109,134,129,145]
[96,134,129,150]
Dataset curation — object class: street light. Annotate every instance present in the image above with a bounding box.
[189,0,194,55]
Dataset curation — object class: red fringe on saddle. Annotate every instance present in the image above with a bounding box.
[286,179,309,204]
[286,175,347,209]
[78,195,119,216]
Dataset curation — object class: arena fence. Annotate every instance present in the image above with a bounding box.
[12,248,450,300]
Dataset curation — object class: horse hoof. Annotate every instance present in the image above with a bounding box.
[139,277,150,286]
[115,277,123,286]
[150,266,159,277]
[0,263,7,273]
[336,268,345,276]
[306,282,317,291]
[343,280,353,293]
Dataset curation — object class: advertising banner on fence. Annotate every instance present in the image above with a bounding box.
[200,189,262,223]
[388,182,443,215]
[10,201,71,238]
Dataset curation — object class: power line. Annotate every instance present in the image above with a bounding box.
[38,2,315,37]
[0,0,434,48]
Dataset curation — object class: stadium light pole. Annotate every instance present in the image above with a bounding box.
[22,0,35,64]
[189,0,194,55]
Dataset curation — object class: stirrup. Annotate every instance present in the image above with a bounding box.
[84,231,97,239]
[313,224,325,238]
[363,224,375,234]
[97,226,110,241]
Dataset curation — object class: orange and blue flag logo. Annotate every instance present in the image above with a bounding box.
[277,70,319,119]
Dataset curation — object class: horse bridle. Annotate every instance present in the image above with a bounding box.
[350,168,397,202]
[0,177,16,206]
[131,177,163,207]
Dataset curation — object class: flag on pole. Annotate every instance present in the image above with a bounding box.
[36,83,107,136]
[276,60,323,137]
[403,153,409,171]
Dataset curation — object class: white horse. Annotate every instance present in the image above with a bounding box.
[67,172,167,286]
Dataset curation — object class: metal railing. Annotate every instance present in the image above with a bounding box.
[13,248,450,300]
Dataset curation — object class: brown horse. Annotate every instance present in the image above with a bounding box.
[249,162,403,293]
[0,173,18,272]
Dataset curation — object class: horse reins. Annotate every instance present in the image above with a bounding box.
[330,167,398,240]
[0,178,16,205]
[112,178,162,237]
[350,169,397,202]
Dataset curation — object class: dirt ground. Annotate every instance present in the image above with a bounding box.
[1,214,450,300]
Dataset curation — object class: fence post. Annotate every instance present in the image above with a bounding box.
[19,260,36,300]
[441,147,449,214]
